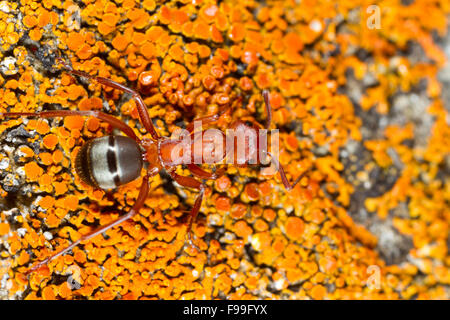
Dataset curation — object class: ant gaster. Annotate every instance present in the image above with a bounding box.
[1,59,304,274]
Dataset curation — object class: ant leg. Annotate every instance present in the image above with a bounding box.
[26,173,151,274]
[2,110,139,142]
[186,105,233,133]
[262,92,304,190]
[262,90,273,130]
[267,152,305,191]
[187,164,226,180]
[168,171,205,249]
[58,60,160,140]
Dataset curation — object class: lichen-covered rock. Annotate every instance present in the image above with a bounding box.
[0,0,449,300]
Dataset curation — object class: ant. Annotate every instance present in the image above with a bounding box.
[0,59,304,274]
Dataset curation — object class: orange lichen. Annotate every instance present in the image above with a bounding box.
[76,44,93,60]
[52,150,64,164]
[0,223,10,236]
[78,97,103,111]
[112,34,130,52]
[233,220,253,239]
[231,203,247,220]
[215,196,231,212]
[24,162,43,181]
[64,116,85,131]
[22,15,38,29]
[38,152,53,166]
[41,286,56,300]
[285,217,305,241]
[42,134,59,150]
[66,32,85,52]
[39,195,55,209]
[215,175,231,192]
[53,181,68,196]
[86,117,100,132]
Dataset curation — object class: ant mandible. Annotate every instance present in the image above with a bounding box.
[0,59,304,274]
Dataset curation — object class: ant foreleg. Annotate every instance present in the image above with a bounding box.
[262,91,304,190]
[168,171,205,250]
[262,90,273,130]
[186,105,232,134]
[57,60,160,140]
[267,152,305,191]
[26,173,151,274]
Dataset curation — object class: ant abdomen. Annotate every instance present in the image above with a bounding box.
[75,135,143,189]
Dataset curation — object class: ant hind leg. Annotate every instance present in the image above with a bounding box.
[26,174,151,274]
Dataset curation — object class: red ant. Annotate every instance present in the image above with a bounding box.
[1,59,304,274]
